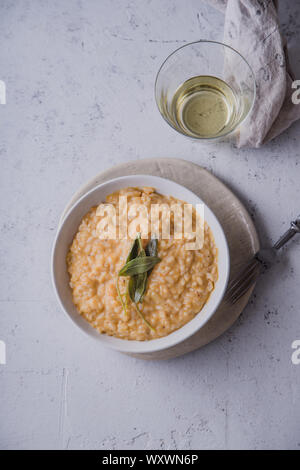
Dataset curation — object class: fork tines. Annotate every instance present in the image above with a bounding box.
[225,257,262,304]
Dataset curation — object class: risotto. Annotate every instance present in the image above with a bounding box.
[67,187,218,341]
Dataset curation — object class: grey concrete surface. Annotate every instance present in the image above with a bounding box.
[0,0,300,450]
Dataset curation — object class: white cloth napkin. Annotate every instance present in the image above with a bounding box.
[207,0,300,147]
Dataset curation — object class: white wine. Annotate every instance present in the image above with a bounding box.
[168,75,238,139]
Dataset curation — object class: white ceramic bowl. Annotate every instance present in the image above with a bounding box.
[51,175,230,354]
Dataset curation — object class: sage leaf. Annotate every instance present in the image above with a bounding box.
[128,275,136,302]
[118,256,161,276]
[126,235,140,263]
[145,237,158,258]
[138,237,159,302]
[134,271,148,303]
[118,236,160,329]
[145,237,158,277]
[127,235,146,302]
[134,237,147,302]
[127,235,142,302]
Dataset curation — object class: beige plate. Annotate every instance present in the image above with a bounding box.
[60,158,259,359]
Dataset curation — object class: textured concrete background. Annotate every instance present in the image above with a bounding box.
[0,0,300,450]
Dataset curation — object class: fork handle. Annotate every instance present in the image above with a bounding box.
[273,219,300,250]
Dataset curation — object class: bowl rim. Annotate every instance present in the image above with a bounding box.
[51,174,230,354]
[154,39,256,141]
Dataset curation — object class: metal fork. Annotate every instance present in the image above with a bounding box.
[226,215,300,304]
